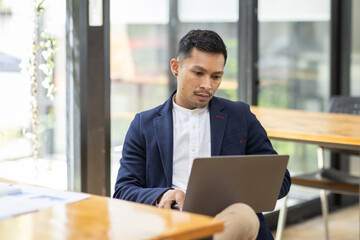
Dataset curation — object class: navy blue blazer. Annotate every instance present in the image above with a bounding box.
[113,91,291,240]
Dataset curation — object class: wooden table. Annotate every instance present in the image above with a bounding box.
[251,106,360,237]
[250,106,360,152]
[0,194,223,240]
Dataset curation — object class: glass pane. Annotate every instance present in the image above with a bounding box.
[258,0,331,198]
[258,0,330,22]
[110,0,169,194]
[111,0,168,24]
[179,0,238,22]
[258,0,330,111]
[0,0,67,189]
[351,0,360,95]
[350,0,360,177]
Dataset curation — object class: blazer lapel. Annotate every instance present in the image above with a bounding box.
[154,94,174,186]
[209,97,228,156]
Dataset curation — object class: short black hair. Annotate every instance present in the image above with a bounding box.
[176,29,227,64]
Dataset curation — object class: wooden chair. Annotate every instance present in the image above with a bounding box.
[275,96,360,240]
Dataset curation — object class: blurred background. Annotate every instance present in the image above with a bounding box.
[0,0,359,229]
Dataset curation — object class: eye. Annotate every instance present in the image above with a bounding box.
[194,71,203,76]
[212,75,222,80]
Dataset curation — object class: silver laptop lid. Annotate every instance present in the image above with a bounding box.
[182,154,289,216]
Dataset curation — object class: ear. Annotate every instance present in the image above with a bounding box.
[170,58,179,77]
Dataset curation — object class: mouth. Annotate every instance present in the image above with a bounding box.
[195,93,211,101]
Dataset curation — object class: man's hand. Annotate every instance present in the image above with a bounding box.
[158,189,185,210]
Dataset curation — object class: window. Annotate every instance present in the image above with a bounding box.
[350,0,360,176]
[109,0,239,194]
[258,0,331,203]
[0,0,66,189]
[110,0,170,193]
[351,0,360,95]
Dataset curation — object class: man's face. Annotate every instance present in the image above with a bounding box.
[170,48,225,109]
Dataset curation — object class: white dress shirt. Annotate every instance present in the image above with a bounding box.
[171,98,211,192]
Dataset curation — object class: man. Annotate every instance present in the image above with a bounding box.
[113,29,291,240]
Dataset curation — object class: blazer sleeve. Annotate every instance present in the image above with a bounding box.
[245,105,291,199]
[112,114,170,205]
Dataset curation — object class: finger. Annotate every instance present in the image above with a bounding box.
[177,200,184,211]
[163,200,173,209]
[159,190,176,209]
[158,198,172,209]
[174,190,185,210]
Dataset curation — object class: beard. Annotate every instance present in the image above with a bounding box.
[194,89,213,98]
[184,90,213,108]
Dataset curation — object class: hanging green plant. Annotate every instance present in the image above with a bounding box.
[39,32,57,101]
[20,0,57,166]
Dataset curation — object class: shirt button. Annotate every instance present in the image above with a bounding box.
[192,148,196,152]
[192,125,196,129]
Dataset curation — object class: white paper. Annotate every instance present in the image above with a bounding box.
[0,182,21,197]
[0,182,90,221]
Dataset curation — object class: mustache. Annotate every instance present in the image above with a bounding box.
[194,90,213,97]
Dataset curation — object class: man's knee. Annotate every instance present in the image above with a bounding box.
[214,203,259,240]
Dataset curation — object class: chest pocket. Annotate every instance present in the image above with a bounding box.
[221,133,246,155]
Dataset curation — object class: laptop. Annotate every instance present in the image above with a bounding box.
[181,154,289,216]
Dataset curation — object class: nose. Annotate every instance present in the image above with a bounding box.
[199,76,212,90]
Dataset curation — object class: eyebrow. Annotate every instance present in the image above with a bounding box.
[191,65,224,75]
